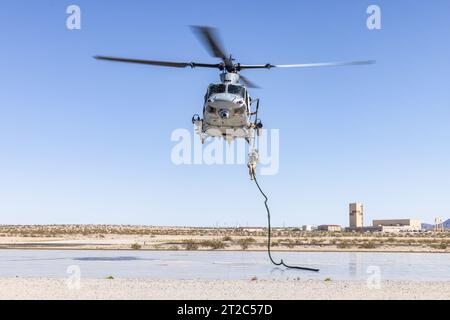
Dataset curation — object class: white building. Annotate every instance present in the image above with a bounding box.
[372,219,422,232]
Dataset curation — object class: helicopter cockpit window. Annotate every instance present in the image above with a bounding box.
[208,84,226,96]
[228,85,245,97]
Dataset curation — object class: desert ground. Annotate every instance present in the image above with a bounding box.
[0,225,448,252]
[0,278,448,300]
[1,226,448,300]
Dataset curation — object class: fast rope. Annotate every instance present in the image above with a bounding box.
[248,97,318,271]
[252,174,319,272]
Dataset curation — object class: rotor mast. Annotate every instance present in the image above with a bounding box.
[220,71,240,86]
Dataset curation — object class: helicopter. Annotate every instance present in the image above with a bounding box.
[94,27,374,272]
[94,26,374,178]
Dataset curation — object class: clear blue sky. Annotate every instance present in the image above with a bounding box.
[1,0,449,226]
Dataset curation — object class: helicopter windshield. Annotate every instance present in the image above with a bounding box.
[227,85,245,97]
[208,84,226,96]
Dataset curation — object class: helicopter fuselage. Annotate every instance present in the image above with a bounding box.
[192,72,257,142]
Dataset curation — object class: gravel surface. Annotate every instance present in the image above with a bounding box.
[0,278,449,300]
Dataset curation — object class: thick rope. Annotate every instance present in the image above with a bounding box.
[253,174,319,272]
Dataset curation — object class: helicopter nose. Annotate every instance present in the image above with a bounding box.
[214,99,232,104]
[210,93,234,102]
[210,95,239,109]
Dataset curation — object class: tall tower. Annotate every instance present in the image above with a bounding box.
[435,217,444,232]
[349,203,364,228]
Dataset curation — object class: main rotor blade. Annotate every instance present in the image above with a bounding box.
[274,60,376,68]
[239,74,259,89]
[191,26,227,59]
[239,60,375,70]
[94,56,221,69]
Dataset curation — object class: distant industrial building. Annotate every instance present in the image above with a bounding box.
[346,202,374,232]
[346,202,422,233]
[237,227,265,232]
[302,225,312,232]
[318,225,342,232]
[372,219,421,232]
[349,203,364,228]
